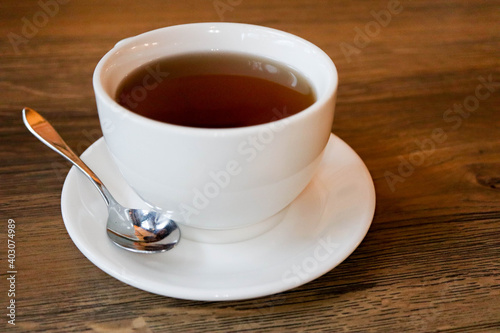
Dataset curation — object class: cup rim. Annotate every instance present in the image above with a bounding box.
[93,22,338,136]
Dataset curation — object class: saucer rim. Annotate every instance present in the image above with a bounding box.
[60,134,375,301]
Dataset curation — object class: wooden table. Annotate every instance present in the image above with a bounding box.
[1,0,499,332]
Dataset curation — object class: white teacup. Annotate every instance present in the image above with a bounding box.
[93,23,337,242]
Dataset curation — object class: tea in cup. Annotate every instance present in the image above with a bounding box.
[93,23,338,242]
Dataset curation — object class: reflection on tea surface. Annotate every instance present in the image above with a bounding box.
[116,52,315,128]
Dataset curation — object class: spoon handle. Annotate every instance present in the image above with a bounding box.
[22,107,110,206]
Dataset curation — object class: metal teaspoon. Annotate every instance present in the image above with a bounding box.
[22,107,181,253]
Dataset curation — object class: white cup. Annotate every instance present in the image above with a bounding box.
[93,23,337,242]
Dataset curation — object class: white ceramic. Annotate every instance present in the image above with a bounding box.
[93,23,338,231]
[61,134,375,301]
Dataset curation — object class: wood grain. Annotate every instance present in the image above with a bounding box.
[1,0,499,332]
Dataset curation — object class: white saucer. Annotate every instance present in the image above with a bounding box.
[61,134,375,301]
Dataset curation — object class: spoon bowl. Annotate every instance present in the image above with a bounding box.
[23,107,180,253]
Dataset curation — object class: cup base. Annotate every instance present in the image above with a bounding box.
[179,207,288,244]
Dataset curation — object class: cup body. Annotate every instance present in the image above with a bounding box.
[93,23,337,230]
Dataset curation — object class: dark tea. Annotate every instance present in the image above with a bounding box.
[115,52,315,128]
